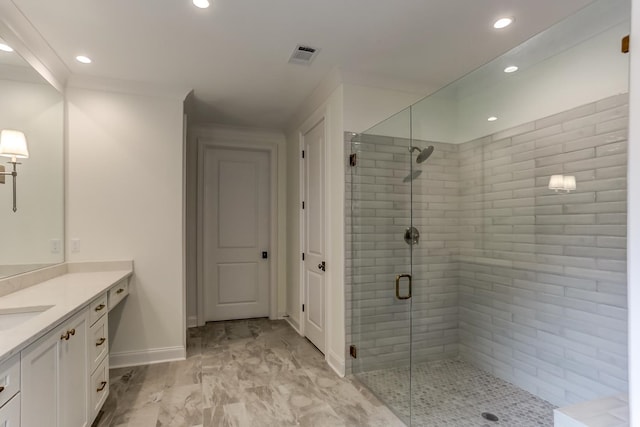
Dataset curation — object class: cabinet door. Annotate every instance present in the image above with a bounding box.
[0,393,20,426]
[59,311,89,427]
[21,329,60,427]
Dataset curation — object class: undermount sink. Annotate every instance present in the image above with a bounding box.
[0,305,54,331]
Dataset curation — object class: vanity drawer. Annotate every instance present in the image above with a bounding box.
[89,314,108,373]
[89,293,108,326]
[0,354,19,409]
[0,392,19,426]
[108,279,129,310]
[90,356,109,420]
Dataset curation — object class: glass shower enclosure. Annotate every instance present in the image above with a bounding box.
[347,0,630,425]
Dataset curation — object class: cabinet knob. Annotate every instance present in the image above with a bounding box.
[60,331,70,341]
[96,337,106,346]
[116,288,125,294]
[69,328,76,336]
[97,381,107,392]
[0,385,4,393]
[95,304,106,312]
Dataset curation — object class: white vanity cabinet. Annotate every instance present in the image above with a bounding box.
[0,354,20,426]
[87,293,109,423]
[108,278,129,310]
[21,308,89,427]
[0,268,132,427]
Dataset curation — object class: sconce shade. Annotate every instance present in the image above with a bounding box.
[548,175,565,191]
[563,175,576,191]
[0,130,29,159]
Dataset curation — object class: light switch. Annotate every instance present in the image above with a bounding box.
[50,239,61,254]
[71,239,81,253]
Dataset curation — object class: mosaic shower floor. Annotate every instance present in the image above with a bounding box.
[355,359,556,427]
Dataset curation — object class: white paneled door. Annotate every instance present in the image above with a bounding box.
[203,146,270,321]
[302,120,326,353]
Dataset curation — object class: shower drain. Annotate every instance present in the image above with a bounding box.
[481,412,499,422]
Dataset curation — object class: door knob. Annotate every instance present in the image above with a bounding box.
[318,261,326,271]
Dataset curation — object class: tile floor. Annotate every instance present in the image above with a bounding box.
[356,359,556,427]
[95,319,556,426]
[94,318,404,427]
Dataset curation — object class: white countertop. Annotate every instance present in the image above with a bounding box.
[0,269,132,364]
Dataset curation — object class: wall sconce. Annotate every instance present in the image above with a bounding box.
[0,130,29,212]
[548,174,576,193]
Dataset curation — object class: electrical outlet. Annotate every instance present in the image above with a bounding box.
[50,239,61,254]
[71,239,81,253]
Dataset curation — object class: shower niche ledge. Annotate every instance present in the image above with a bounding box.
[553,393,629,427]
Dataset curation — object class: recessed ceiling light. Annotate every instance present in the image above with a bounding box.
[75,55,92,64]
[0,43,13,52]
[488,116,498,122]
[504,65,519,73]
[193,0,210,8]
[493,17,513,29]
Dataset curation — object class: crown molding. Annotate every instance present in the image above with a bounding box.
[0,0,69,92]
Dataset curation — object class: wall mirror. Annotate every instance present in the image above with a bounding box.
[0,38,64,278]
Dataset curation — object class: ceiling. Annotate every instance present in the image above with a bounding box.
[12,0,596,128]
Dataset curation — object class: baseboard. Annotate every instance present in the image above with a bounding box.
[187,315,198,328]
[109,346,186,368]
[327,350,345,377]
[284,316,301,334]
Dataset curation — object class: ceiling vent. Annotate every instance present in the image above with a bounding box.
[289,45,319,65]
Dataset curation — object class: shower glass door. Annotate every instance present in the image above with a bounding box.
[348,107,414,424]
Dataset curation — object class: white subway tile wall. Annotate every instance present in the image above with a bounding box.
[346,93,628,408]
[347,135,461,376]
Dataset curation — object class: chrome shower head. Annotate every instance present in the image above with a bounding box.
[408,145,435,164]
[416,146,435,164]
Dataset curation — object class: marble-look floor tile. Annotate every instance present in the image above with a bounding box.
[157,384,203,427]
[95,319,404,427]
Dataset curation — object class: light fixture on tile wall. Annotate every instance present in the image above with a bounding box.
[548,174,576,192]
[0,130,29,212]
[563,175,576,192]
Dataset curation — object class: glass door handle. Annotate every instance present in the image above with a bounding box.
[395,274,412,300]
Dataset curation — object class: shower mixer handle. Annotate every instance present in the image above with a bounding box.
[395,274,412,300]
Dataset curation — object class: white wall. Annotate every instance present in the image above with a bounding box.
[362,21,630,145]
[453,22,630,143]
[628,0,639,424]
[285,79,429,375]
[66,87,186,366]
[285,83,345,374]
[343,84,424,134]
[186,124,287,324]
[0,77,63,266]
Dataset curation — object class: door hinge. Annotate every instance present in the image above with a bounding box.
[350,345,357,359]
[622,35,630,53]
[302,201,305,209]
[302,150,305,159]
[349,153,357,167]
[302,253,305,261]
[302,304,305,312]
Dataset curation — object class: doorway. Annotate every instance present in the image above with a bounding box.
[301,119,326,352]
[198,143,275,322]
